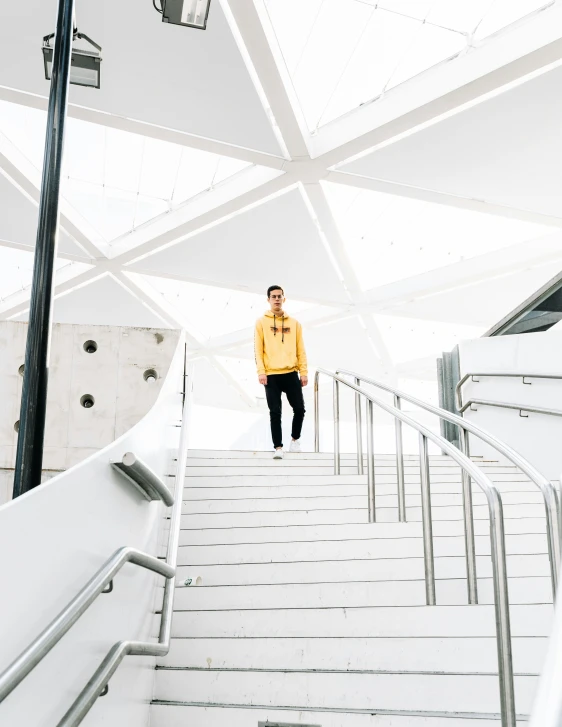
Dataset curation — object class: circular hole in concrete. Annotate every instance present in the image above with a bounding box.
[143,369,158,383]
[14,420,19,432]
[18,364,24,376]
[83,340,98,354]
[80,395,95,409]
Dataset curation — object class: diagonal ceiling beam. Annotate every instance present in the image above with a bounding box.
[313,12,562,166]
[116,173,293,266]
[327,170,562,229]
[0,265,102,320]
[224,0,310,159]
[0,85,286,171]
[299,182,395,374]
[0,236,88,263]
[0,143,107,261]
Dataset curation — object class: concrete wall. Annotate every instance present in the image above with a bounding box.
[0,322,180,502]
[459,331,562,480]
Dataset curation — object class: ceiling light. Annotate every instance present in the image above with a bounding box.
[42,30,102,88]
[162,0,211,29]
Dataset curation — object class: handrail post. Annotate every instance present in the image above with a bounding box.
[394,395,406,522]
[459,427,478,604]
[314,371,320,453]
[488,493,517,727]
[355,377,364,475]
[419,433,436,606]
[366,399,375,523]
[333,378,340,475]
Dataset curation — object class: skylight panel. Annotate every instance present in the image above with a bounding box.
[0,100,253,245]
[139,138,182,200]
[265,0,555,130]
[0,249,68,302]
[474,0,553,39]
[323,182,556,291]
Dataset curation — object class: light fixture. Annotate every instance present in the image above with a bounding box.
[42,29,102,88]
[161,0,211,29]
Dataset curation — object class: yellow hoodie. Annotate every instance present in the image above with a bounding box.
[254,310,308,377]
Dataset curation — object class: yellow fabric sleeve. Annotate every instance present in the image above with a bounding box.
[296,321,308,376]
[254,319,266,375]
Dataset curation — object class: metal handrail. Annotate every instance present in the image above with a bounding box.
[315,369,516,727]
[331,368,561,604]
[58,366,193,726]
[459,398,562,418]
[0,548,174,703]
[456,372,562,411]
[0,369,193,726]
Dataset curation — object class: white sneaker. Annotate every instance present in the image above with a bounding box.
[289,440,302,453]
[273,449,284,459]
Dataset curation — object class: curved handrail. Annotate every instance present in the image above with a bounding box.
[459,398,562,418]
[316,369,516,727]
[0,547,174,703]
[57,364,194,726]
[456,372,562,411]
[334,367,561,601]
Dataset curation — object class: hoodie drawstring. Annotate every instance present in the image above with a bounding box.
[273,314,285,344]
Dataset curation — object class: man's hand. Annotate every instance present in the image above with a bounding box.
[301,375,308,387]
[258,374,267,385]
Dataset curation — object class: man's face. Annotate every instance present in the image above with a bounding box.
[268,289,285,313]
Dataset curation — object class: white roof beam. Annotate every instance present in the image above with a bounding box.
[209,354,257,408]
[328,170,562,229]
[300,182,395,373]
[0,236,88,263]
[116,173,293,266]
[313,7,562,166]
[0,85,286,171]
[0,265,103,320]
[0,143,107,261]
[224,0,310,159]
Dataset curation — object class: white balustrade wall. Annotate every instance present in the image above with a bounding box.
[0,332,185,727]
[459,331,562,481]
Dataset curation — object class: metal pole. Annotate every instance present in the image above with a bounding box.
[12,0,75,498]
[333,378,340,475]
[394,395,406,522]
[366,399,375,523]
[314,371,320,453]
[460,427,478,604]
[419,433,436,606]
[488,492,517,727]
[355,377,364,475]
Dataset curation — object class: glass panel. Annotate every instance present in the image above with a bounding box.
[324,182,556,291]
[474,0,553,39]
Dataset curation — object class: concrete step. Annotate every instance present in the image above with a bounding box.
[173,533,549,565]
[151,668,538,715]
[149,702,522,726]
[163,574,552,609]
[183,481,538,499]
[175,518,548,545]
[168,604,552,639]
[157,633,547,673]
[175,553,550,587]
[186,449,464,461]
[179,503,545,529]
[185,466,532,479]
[180,492,544,515]
[184,458,521,471]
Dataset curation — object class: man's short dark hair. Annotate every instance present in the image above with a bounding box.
[267,285,284,298]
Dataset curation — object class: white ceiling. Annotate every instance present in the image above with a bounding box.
[1,0,562,410]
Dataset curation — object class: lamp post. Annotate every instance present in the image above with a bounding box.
[12,0,75,499]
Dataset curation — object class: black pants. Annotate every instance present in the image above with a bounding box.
[264,371,306,449]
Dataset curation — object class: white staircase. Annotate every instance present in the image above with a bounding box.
[150,449,553,726]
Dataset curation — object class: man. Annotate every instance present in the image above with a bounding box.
[255,285,308,459]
